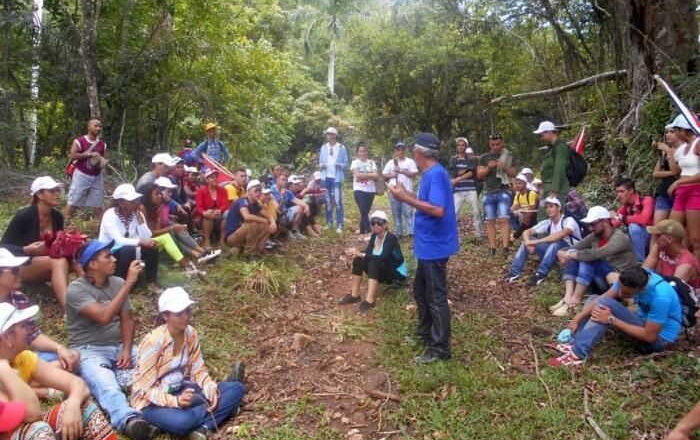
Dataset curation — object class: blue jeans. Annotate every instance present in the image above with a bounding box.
[142,382,246,436]
[628,223,650,261]
[389,194,414,236]
[76,344,139,431]
[563,259,616,287]
[324,178,344,228]
[509,240,568,277]
[572,296,669,359]
[483,190,511,220]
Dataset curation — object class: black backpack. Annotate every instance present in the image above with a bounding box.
[566,149,588,187]
[659,274,698,328]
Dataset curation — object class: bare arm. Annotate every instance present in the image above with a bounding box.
[643,243,660,271]
[667,401,700,440]
[0,360,42,421]
[78,264,140,326]
[241,206,269,224]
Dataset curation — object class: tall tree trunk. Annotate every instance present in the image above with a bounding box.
[26,0,43,166]
[327,33,336,96]
[79,0,101,119]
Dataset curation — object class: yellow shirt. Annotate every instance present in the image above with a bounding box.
[11,350,38,383]
[512,190,538,210]
[225,184,245,202]
[261,200,279,222]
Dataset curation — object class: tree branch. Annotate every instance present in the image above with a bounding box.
[490,69,627,104]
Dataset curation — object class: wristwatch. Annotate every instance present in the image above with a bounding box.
[607,315,616,325]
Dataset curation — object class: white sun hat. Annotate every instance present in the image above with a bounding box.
[580,206,611,223]
[0,248,29,268]
[369,210,389,222]
[112,183,142,201]
[0,303,39,334]
[30,176,63,196]
[324,127,338,135]
[158,287,196,314]
[154,177,176,189]
[533,121,558,134]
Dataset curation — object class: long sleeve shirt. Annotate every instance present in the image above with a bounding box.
[541,142,570,196]
[130,325,219,410]
[612,193,655,227]
[572,228,637,271]
[98,207,152,247]
[194,185,230,217]
[1,205,64,252]
[318,143,349,182]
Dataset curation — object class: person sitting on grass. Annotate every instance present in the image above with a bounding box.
[131,287,246,440]
[141,183,215,276]
[644,219,700,288]
[136,153,178,193]
[0,302,118,440]
[1,176,74,307]
[510,173,539,239]
[225,180,275,257]
[194,170,230,249]
[548,266,682,367]
[271,174,310,240]
[99,184,160,292]
[0,355,53,440]
[0,247,80,375]
[556,206,638,316]
[612,178,655,261]
[67,240,158,440]
[338,210,407,314]
[506,196,581,289]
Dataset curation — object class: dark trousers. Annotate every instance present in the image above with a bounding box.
[113,245,158,283]
[414,259,451,357]
[352,256,399,284]
[353,190,375,234]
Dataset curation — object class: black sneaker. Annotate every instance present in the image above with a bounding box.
[489,248,496,257]
[414,351,450,364]
[501,248,510,257]
[227,361,246,383]
[123,416,158,440]
[338,294,361,305]
[527,273,546,287]
[358,301,375,313]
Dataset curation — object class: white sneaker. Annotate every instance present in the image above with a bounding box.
[197,249,221,264]
[551,302,571,317]
[549,299,566,312]
[336,227,343,234]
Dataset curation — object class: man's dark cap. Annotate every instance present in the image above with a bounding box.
[413,132,440,150]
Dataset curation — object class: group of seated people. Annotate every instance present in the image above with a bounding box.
[0,240,245,440]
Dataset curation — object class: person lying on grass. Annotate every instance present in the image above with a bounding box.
[338,210,407,314]
[548,266,682,367]
[0,302,117,440]
[130,287,246,440]
[0,248,80,389]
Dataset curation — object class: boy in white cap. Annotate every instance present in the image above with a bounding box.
[533,121,569,209]
[510,173,539,238]
[136,153,179,193]
[555,206,637,316]
[519,168,536,191]
[318,127,348,233]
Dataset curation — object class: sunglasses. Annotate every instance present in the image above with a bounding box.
[370,220,387,226]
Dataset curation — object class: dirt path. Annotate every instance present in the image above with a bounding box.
[232,233,401,439]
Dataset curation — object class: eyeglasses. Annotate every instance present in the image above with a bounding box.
[370,220,387,226]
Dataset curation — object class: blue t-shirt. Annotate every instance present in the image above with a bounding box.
[225,197,261,236]
[612,271,682,343]
[271,186,295,210]
[414,163,459,260]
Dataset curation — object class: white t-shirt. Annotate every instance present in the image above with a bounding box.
[532,215,581,246]
[674,139,700,177]
[350,159,377,193]
[383,157,418,193]
[325,143,338,179]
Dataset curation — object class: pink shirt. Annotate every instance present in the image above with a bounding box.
[658,249,700,288]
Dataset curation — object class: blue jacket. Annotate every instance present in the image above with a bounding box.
[318,143,348,183]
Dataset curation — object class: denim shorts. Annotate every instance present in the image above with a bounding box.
[483,190,511,220]
[655,194,674,211]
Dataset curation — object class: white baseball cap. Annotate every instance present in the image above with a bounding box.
[246,179,262,191]
[184,166,199,173]
[262,188,272,195]
[313,171,322,180]
[671,114,693,130]
[533,121,558,134]
[151,153,177,166]
[30,176,63,196]
[325,127,338,135]
[465,147,474,154]
[112,183,142,201]
[514,174,528,182]
[288,175,303,184]
[543,196,561,207]
[532,178,543,185]
[154,177,176,189]
[580,206,611,223]
[0,303,39,334]
[369,210,389,222]
[0,248,29,268]
[158,287,196,313]
[520,168,534,175]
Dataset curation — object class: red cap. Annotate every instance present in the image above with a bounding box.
[0,401,26,433]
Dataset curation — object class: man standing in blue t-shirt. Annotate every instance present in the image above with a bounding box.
[548,266,682,367]
[195,123,231,164]
[388,132,458,363]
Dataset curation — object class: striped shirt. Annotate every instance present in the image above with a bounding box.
[130,325,218,410]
